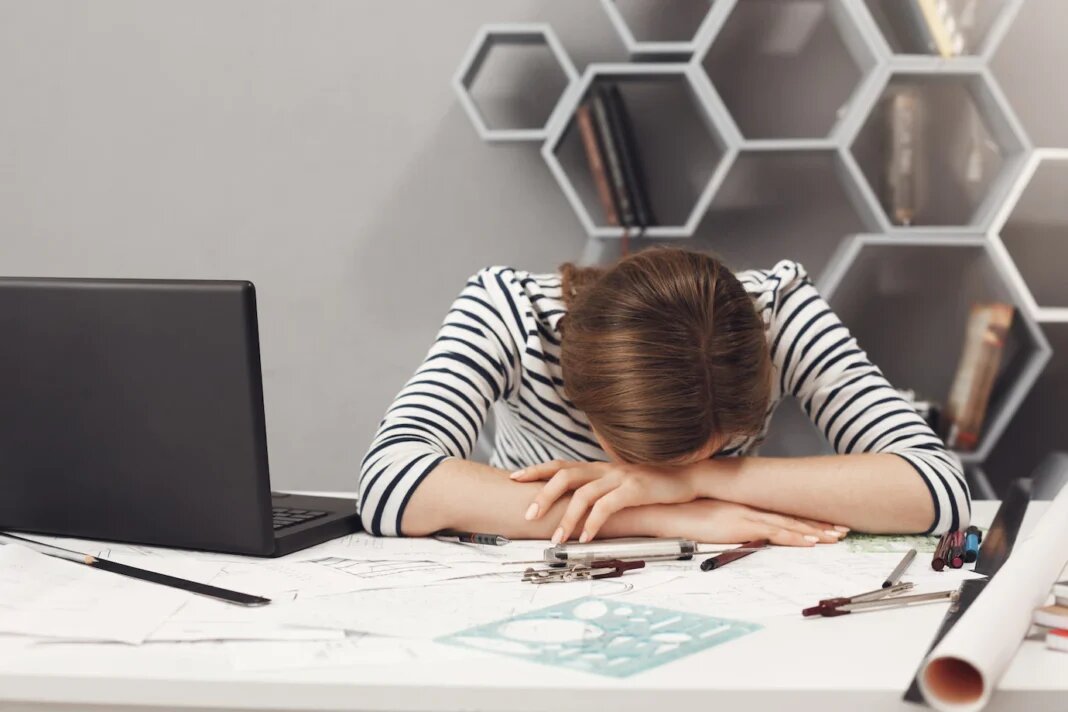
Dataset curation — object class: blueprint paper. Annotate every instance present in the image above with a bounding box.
[0,545,189,644]
[438,596,761,678]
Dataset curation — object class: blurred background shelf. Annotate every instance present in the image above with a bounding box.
[457,0,1064,496]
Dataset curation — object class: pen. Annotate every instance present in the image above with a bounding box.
[948,531,965,569]
[0,532,270,607]
[883,548,917,588]
[963,526,982,563]
[435,529,510,546]
[700,538,769,572]
[931,532,952,571]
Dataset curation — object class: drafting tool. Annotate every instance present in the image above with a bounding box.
[434,530,510,546]
[947,531,965,569]
[883,548,917,587]
[903,477,1033,703]
[502,538,766,566]
[0,532,270,606]
[931,532,952,571]
[521,559,645,584]
[701,538,769,571]
[808,589,958,617]
[802,582,915,617]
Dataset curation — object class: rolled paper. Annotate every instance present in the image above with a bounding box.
[919,484,1068,712]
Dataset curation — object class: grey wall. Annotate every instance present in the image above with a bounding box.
[0,0,1065,491]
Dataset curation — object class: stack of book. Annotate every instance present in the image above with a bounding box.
[893,0,967,57]
[575,82,656,235]
[942,303,1015,452]
[1033,580,1068,653]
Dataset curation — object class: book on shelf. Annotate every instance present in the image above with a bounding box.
[942,303,1015,452]
[575,103,620,228]
[589,87,637,229]
[602,84,656,229]
[897,0,939,54]
[579,82,656,234]
[884,87,922,227]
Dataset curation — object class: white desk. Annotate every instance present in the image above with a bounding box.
[1,500,1066,712]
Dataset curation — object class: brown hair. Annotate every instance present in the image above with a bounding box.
[559,247,771,464]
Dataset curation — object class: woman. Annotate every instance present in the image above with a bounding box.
[358,248,969,545]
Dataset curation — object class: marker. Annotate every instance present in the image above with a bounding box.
[700,538,769,571]
[948,531,965,569]
[434,530,510,546]
[931,532,952,571]
[963,526,982,563]
[883,548,917,588]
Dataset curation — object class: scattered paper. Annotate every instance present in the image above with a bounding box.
[0,544,189,644]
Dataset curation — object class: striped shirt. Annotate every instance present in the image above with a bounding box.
[358,260,970,537]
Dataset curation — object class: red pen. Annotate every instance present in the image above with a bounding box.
[700,539,769,571]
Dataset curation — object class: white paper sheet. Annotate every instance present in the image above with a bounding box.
[0,544,189,644]
[920,486,1068,712]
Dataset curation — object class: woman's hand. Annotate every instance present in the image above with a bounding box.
[512,460,695,543]
[510,459,846,546]
[646,499,846,547]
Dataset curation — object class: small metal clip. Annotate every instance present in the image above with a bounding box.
[521,559,645,584]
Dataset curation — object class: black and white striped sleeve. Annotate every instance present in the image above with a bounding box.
[357,268,520,536]
[767,262,971,534]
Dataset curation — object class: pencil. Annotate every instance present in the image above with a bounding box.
[700,538,769,572]
[0,532,270,606]
[883,548,917,588]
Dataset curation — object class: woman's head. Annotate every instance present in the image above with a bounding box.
[559,247,771,465]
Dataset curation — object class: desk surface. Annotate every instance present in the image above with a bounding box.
[1,500,1066,712]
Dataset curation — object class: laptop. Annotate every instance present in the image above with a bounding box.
[0,277,361,557]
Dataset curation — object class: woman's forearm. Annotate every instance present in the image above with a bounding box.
[399,458,659,538]
[687,453,935,533]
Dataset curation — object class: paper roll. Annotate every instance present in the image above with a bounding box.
[919,484,1068,712]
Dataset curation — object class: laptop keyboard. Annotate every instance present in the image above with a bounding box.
[272,507,329,530]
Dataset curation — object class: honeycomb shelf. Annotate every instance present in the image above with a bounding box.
[455,5,1065,488]
[697,0,879,142]
[983,321,1068,495]
[819,234,1051,465]
[454,24,577,142]
[989,148,1068,323]
[847,66,1029,232]
[599,0,727,58]
[542,63,734,240]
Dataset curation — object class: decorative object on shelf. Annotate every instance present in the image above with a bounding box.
[453,24,577,143]
[883,87,923,226]
[943,303,1015,452]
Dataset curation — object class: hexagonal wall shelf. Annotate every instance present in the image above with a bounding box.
[983,321,1068,493]
[988,148,1068,322]
[695,148,879,280]
[454,24,577,142]
[847,67,1028,231]
[600,0,726,57]
[542,63,734,239]
[819,234,1051,465]
[697,0,879,141]
[860,0,1023,59]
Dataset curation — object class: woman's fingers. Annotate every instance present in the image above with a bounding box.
[759,525,819,547]
[552,479,619,544]
[752,511,840,544]
[510,460,571,482]
[796,517,848,540]
[580,489,631,542]
[525,467,600,521]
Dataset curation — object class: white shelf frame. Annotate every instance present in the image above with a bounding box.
[453,24,578,143]
[988,147,1068,324]
[599,0,729,58]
